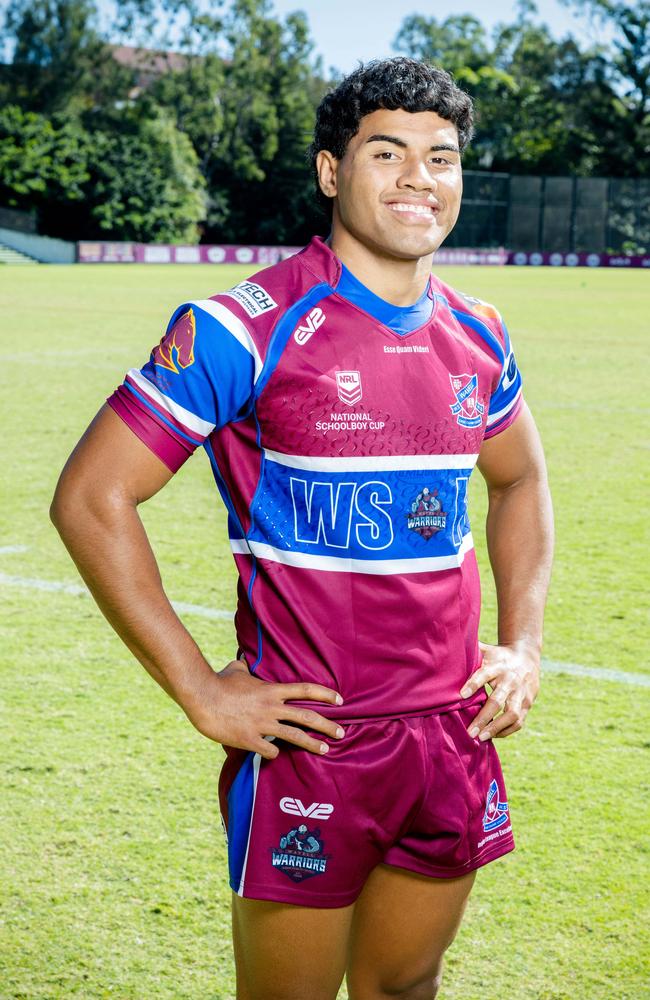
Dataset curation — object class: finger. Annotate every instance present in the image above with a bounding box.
[467,691,508,737]
[494,720,524,738]
[281,706,345,740]
[460,668,488,698]
[460,663,501,698]
[277,682,343,706]
[251,738,280,760]
[272,724,332,755]
[478,709,519,741]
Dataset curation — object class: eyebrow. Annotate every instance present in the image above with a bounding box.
[365,134,460,154]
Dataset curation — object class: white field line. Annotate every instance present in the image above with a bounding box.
[0,569,648,688]
[0,572,232,621]
[540,659,650,687]
[0,545,30,554]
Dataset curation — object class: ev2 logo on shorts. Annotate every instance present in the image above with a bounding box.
[280,797,334,820]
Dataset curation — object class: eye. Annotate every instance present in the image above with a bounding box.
[375,150,398,160]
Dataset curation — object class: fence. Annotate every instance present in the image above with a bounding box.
[448,173,650,254]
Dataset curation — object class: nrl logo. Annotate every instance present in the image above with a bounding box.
[449,372,484,428]
[336,370,362,405]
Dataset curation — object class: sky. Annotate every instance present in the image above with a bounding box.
[267,0,608,73]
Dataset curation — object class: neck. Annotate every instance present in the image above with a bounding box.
[328,227,433,307]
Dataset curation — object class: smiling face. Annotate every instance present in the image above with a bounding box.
[317,108,463,265]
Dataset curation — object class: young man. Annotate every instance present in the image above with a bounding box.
[51,58,553,1000]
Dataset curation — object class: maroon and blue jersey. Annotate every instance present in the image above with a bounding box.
[108,236,523,720]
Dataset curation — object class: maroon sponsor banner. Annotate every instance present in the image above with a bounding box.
[434,247,508,265]
[77,242,650,268]
[507,250,650,268]
[78,241,137,263]
[77,242,302,264]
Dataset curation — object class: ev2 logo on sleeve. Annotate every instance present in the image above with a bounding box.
[294,307,326,345]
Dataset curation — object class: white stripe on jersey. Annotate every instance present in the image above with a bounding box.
[230,532,474,574]
[193,299,264,382]
[230,539,252,554]
[486,385,523,427]
[127,369,216,437]
[263,450,479,472]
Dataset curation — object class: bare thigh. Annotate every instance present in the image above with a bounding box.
[231,893,354,1000]
[346,864,476,1000]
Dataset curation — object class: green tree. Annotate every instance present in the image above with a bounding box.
[394,3,622,176]
[1,0,132,114]
[118,0,326,242]
[394,13,517,171]
[204,0,324,243]
[78,111,207,242]
[0,0,207,240]
[562,0,650,172]
[0,104,89,209]
[0,102,206,241]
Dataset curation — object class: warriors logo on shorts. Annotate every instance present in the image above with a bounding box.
[270,825,330,883]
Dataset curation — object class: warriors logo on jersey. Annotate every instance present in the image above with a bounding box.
[407,488,447,540]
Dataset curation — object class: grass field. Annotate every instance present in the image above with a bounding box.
[1,262,648,999]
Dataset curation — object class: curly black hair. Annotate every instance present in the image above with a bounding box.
[309,56,474,212]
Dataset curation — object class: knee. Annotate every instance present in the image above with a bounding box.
[374,970,443,1000]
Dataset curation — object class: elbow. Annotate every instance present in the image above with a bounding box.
[51,470,133,545]
[50,475,80,541]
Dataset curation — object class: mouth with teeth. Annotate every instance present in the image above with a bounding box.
[385,201,440,223]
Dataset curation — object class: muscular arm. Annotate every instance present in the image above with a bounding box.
[461,403,554,738]
[50,406,343,758]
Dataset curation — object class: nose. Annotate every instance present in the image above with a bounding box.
[397,155,436,192]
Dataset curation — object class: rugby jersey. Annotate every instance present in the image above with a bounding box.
[108,236,523,720]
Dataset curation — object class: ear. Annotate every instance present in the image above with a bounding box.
[316,150,339,199]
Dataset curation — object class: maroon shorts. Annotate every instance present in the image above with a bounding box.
[219,706,515,908]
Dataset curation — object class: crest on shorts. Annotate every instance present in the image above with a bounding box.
[482,778,509,832]
[406,487,447,540]
[449,372,484,428]
[270,825,330,883]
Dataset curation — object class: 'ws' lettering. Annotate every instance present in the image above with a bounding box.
[290,478,394,551]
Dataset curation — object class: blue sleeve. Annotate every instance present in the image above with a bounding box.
[109,298,258,471]
[484,323,524,438]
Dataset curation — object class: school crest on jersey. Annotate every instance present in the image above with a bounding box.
[270,825,330,883]
[152,308,196,374]
[449,372,484,428]
[406,488,447,540]
[336,370,362,405]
